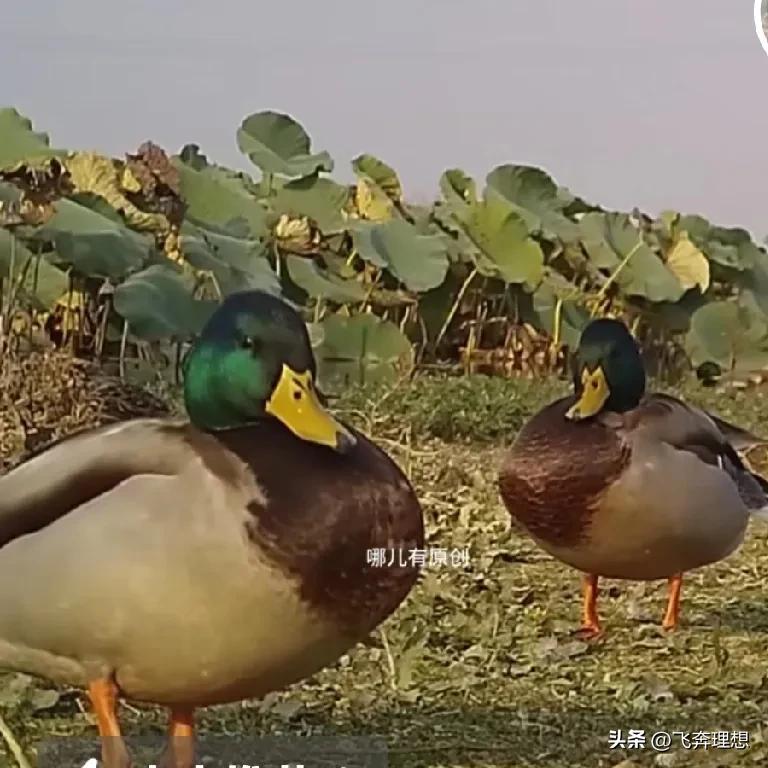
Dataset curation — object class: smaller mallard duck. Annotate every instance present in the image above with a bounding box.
[0,290,424,768]
[499,318,768,636]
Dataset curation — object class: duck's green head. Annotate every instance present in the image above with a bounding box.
[565,318,646,421]
[183,290,356,452]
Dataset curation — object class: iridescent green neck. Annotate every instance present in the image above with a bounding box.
[183,343,269,430]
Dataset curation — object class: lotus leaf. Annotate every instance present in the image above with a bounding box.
[36,199,147,280]
[525,270,590,349]
[439,169,478,212]
[0,108,61,169]
[173,156,268,240]
[314,312,414,390]
[684,300,768,371]
[486,164,579,241]
[285,255,366,303]
[579,212,684,303]
[272,174,349,233]
[451,189,544,285]
[352,154,402,202]
[352,219,449,292]
[113,264,214,340]
[0,229,68,309]
[180,223,280,297]
[237,111,333,178]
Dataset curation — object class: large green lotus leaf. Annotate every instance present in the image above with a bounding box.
[272,174,349,233]
[706,223,760,270]
[0,229,68,309]
[434,217,488,269]
[431,199,462,236]
[439,168,478,213]
[172,156,267,239]
[675,214,710,241]
[454,190,544,285]
[578,213,622,270]
[180,223,280,296]
[676,214,757,271]
[407,204,438,235]
[352,219,449,292]
[113,264,214,340]
[237,111,333,178]
[579,212,684,302]
[314,312,414,390]
[643,290,706,335]
[739,248,768,316]
[67,192,127,226]
[523,270,590,350]
[486,165,579,242]
[431,198,499,275]
[285,255,366,303]
[179,144,262,197]
[352,154,402,203]
[0,108,62,169]
[705,241,745,271]
[35,199,148,279]
[620,248,684,303]
[658,210,680,238]
[685,299,768,371]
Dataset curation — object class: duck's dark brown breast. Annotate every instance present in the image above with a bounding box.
[498,397,630,547]
[203,420,424,637]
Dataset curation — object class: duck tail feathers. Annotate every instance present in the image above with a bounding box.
[747,470,768,520]
[750,504,768,522]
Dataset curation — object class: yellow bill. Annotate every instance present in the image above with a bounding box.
[266,364,356,452]
[565,365,610,421]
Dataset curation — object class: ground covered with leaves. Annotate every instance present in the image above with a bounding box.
[2,367,768,767]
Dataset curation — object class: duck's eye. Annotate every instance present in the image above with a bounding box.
[241,336,262,353]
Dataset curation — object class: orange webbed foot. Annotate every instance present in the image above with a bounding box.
[577,573,603,637]
[87,678,131,768]
[158,707,196,768]
[661,573,683,631]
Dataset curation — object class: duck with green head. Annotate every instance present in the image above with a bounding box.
[0,291,424,768]
[499,317,768,636]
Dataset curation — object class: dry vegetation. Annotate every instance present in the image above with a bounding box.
[2,364,768,767]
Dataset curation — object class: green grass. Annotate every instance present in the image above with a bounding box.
[4,373,768,767]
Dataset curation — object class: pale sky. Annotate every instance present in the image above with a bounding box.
[2,1,767,235]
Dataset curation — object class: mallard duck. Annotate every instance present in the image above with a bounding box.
[498,317,768,636]
[0,290,424,768]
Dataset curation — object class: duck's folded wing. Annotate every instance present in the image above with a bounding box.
[704,411,765,452]
[633,394,741,464]
[633,393,768,512]
[0,419,190,548]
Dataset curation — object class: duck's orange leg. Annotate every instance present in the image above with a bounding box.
[87,679,131,768]
[159,707,196,768]
[662,573,683,630]
[578,573,603,637]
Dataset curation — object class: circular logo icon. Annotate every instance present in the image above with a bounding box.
[756,0,768,56]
